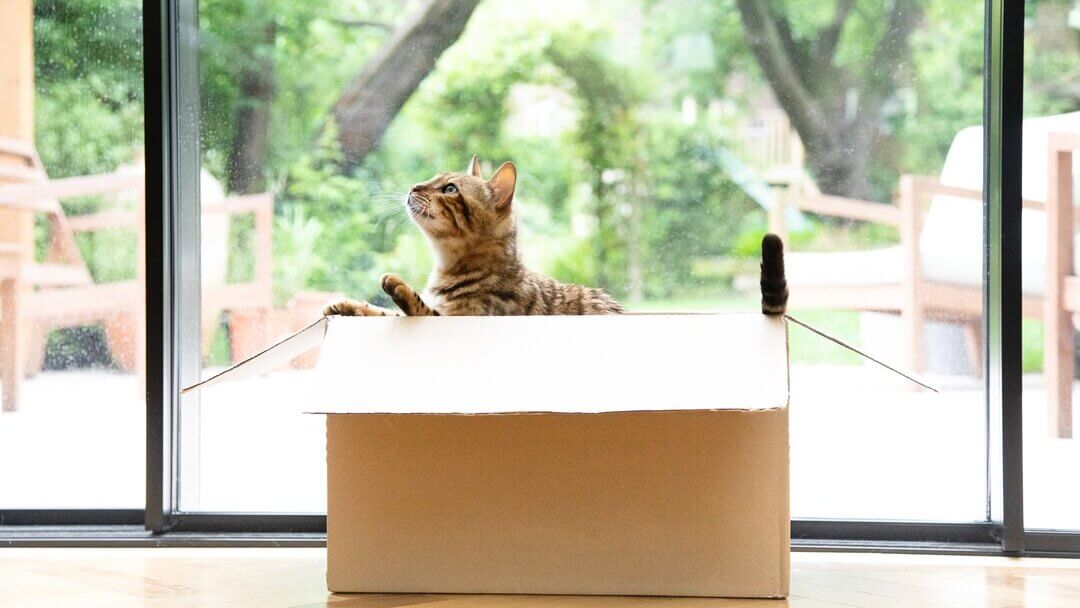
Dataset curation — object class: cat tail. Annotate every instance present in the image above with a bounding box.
[760,233,788,316]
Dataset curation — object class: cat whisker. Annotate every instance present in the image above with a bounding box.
[368,197,407,209]
[373,204,408,229]
[376,204,400,217]
[369,195,409,215]
[373,198,403,213]
[352,179,405,192]
[371,209,399,226]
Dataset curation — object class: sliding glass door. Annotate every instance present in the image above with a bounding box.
[1020,1,1080,535]
[3,0,1069,555]
[0,0,145,513]
[169,0,991,525]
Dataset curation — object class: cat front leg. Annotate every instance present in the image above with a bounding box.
[323,298,402,317]
[381,273,440,316]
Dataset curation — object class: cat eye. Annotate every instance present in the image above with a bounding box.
[442,184,458,194]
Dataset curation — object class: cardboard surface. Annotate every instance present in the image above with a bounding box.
[187,313,789,414]
[327,410,790,597]
[183,312,792,598]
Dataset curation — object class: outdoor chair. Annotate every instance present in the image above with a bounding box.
[777,112,1080,438]
[0,138,273,412]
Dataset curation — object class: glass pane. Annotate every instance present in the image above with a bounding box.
[0,0,145,508]
[779,1,986,521]
[181,0,986,520]
[1021,0,1080,531]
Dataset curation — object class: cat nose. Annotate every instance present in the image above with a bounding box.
[410,185,421,193]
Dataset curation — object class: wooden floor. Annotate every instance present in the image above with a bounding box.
[0,549,1078,607]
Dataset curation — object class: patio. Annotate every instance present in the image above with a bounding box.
[2,359,1077,528]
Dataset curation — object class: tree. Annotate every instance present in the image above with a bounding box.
[546,29,643,296]
[226,21,277,194]
[200,0,363,194]
[203,0,482,193]
[34,0,143,178]
[734,0,922,198]
[331,0,483,171]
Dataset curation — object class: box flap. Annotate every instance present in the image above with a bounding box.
[181,317,328,395]
[183,312,789,413]
[306,312,788,414]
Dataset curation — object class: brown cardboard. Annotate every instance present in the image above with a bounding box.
[327,410,789,597]
[184,313,791,598]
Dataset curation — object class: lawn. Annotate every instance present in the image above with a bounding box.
[635,296,1048,372]
[630,296,862,366]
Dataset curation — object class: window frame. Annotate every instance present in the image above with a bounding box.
[4,0,1079,556]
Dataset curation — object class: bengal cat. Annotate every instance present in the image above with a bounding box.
[324,156,624,317]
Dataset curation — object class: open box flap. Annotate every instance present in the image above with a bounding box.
[181,317,328,395]
[184,312,789,414]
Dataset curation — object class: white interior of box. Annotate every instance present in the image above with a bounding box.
[184,313,790,414]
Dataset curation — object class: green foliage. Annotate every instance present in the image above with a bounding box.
[34,0,143,177]
[898,0,986,177]
[43,326,117,370]
[199,0,397,186]
[33,0,143,315]
[273,204,326,307]
[278,127,422,307]
[33,0,1080,372]
[1023,318,1045,374]
[638,118,757,298]
[1023,1,1080,119]
[76,229,138,283]
[785,310,863,366]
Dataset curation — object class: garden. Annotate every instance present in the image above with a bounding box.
[31,0,1079,368]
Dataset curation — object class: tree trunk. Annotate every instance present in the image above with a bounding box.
[331,0,482,171]
[227,23,276,194]
[734,0,921,199]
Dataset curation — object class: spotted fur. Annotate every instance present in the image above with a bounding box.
[324,156,623,317]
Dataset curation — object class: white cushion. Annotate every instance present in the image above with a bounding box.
[920,112,1080,295]
[789,112,1080,294]
[787,247,903,287]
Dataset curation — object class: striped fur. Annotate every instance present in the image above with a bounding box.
[324,157,623,318]
[760,233,788,316]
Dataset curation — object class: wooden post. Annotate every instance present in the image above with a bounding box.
[768,185,788,244]
[254,194,274,307]
[1045,136,1074,439]
[0,0,35,411]
[0,1,34,144]
[0,277,20,412]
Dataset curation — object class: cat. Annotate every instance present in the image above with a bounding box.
[324,156,625,317]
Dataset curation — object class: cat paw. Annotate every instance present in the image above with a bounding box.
[382,274,423,315]
[323,299,356,316]
[380,273,406,296]
[323,298,377,317]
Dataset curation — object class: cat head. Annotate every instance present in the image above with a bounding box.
[405,156,517,247]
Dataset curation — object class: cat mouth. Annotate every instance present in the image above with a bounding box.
[406,194,434,219]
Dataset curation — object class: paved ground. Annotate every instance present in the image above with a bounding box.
[1,364,1077,529]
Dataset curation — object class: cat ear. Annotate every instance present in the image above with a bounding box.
[488,161,516,211]
[466,155,483,178]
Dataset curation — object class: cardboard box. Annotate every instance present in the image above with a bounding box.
[186,313,790,598]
